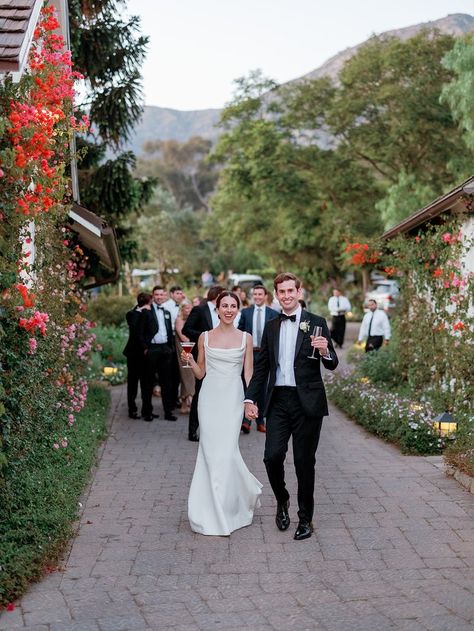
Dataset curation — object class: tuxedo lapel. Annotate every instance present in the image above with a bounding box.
[271,316,281,366]
[294,309,307,358]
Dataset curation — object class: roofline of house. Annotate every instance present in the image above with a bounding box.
[382,176,474,240]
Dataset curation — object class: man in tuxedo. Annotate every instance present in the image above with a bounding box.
[238,284,279,433]
[327,288,351,348]
[182,285,224,441]
[245,272,338,540]
[123,292,152,419]
[163,285,186,408]
[141,285,176,422]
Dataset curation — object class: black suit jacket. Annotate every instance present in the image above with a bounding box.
[182,302,214,347]
[238,305,279,337]
[142,305,174,348]
[123,308,147,358]
[245,310,338,418]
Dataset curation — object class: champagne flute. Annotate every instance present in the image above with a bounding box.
[307,326,323,359]
[180,341,195,368]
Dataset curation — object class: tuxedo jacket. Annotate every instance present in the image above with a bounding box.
[123,308,147,358]
[142,306,174,348]
[182,303,214,343]
[237,305,279,338]
[245,310,338,418]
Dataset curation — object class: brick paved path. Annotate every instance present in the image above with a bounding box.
[2,347,474,629]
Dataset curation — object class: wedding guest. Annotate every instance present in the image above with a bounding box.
[163,285,186,409]
[192,295,205,307]
[245,272,338,540]
[328,288,351,348]
[123,292,152,419]
[358,299,391,352]
[183,285,225,441]
[141,286,176,422]
[238,285,279,433]
[175,300,195,414]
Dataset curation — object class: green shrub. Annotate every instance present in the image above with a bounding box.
[87,294,135,327]
[0,384,110,606]
[358,342,403,387]
[93,324,128,363]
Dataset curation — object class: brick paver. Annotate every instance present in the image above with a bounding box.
[2,335,473,630]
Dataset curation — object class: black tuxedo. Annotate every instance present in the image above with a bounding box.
[238,304,279,425]
[123,307,147,416]
[246,309,338,522]
[182,302,215,439]
[142,305,174,418]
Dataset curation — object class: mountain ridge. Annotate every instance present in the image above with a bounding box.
[129,13,474,156]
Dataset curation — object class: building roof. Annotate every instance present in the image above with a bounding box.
[382,176,474,240]
[0,0,42,73]
[68,202,121,288]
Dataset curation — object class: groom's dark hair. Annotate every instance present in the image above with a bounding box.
[274,272,301,290]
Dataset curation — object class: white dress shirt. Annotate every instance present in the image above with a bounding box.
[207,302,220,328]
[275,306,302,386]
[358,309,391,341]
[328,295,351,316]
[162,298,180,330]
[151,304,169,344]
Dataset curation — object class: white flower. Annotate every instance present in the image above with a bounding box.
[300,320,311,333]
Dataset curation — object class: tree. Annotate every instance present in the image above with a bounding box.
[68,0,155,261]
[138,137,218,212]
[441,33,474,177]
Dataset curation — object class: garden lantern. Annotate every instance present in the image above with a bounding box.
[433,411,457,437]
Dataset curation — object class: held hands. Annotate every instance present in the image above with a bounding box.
[244,402,259,421]
[310,334,329,356]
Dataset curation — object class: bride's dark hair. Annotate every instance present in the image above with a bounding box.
[216,291,240,309]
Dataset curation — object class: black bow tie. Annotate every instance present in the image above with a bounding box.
[156,306,164,310]
[280,313,296,322]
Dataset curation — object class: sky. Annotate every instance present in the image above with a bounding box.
[126,0,474,111]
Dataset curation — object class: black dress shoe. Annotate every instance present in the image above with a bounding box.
[128,412,139,419]
[188,434,199,442]
[164,414,177,421]
[142,416,153,422]
[294,521,314,541]
[275,500,290,531]
[151,413,160,419]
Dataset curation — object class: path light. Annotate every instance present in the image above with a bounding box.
[103,361,118,377]
[433,411,457,437]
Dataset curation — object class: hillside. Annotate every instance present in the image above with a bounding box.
[128,13,474,156]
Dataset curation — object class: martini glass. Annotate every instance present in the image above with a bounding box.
[180,341,195,367]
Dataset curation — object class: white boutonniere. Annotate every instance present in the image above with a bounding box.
[165,313,170,319]
[299,320,311,333]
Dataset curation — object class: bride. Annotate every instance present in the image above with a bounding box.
[181,291,262,536]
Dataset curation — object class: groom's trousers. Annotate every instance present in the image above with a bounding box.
[264,387,323,523]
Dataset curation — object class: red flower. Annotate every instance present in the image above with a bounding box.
[6,603,15,611]
[433,268,443,278]
[453,322,465,331]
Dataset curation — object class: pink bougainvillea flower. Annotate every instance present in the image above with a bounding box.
[28,337,37,354]
[53,443,59,449]
[6,603,15,612]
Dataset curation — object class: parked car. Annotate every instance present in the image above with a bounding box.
[227,273,264,291]
[364,279,400,311]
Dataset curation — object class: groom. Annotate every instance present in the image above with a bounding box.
[244,272,338,540]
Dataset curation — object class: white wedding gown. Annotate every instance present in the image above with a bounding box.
[188,331,262,536]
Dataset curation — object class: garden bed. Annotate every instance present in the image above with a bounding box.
[0,384,110,607]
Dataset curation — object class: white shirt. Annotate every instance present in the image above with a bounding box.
[252,305,266,346]
[162,298,180,330]
[151,304,169,344]
[358,309,391,341]
[275,306,301,387]
[328,295,351,316]
[207,302,220,328]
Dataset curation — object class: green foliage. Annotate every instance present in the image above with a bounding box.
[87,294,134,327]
[93,324,128,362]
[0,384,110,606]
[375,171,437,231]
[69,0,156,263]
[357,340,404,387]
[441,34,474,152]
